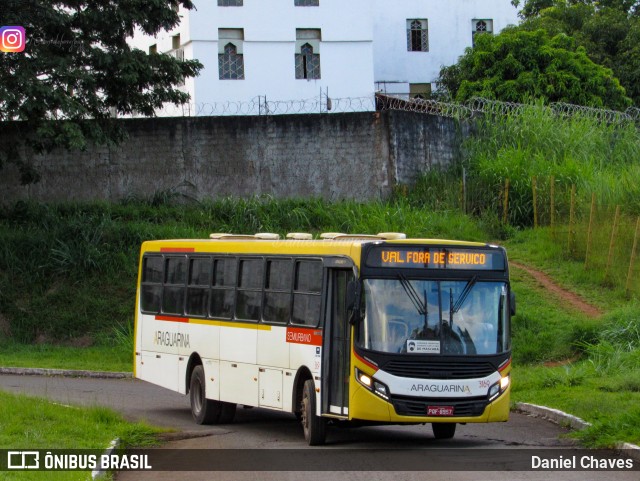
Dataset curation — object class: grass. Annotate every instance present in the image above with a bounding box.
[0,390,164,481]
[512,365,640,446]
[0,341,132,372]
[509,269,640,447]
[509,266,595,365]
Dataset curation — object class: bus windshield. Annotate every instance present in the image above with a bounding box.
[357,278,509,355]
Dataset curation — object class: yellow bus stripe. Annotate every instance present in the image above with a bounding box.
[188,318,272,331]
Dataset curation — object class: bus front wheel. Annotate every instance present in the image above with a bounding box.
[301,379,326,445]
[432,422,456,439]
[190,365,221,424]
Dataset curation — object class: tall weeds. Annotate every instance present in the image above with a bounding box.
[0,198,483,342]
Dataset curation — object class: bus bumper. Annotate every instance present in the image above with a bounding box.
[350,384,511,424]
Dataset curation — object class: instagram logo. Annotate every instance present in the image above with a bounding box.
[0,26,26,53]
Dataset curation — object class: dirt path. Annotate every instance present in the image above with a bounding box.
[510,261,602,318]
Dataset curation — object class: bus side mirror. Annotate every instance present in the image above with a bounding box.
[346,280,360,323]
[510,291,516,317]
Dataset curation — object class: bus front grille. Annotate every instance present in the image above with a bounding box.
[382,360,496,380]
[390,395,489,417]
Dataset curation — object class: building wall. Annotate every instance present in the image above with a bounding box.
[130,0,375,106]
[129,1,519,110]
[372,0,519,95]
[0,112,466,204]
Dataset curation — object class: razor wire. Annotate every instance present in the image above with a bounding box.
[626,107,640,122]
[374,94,472,119]
[133,95,377,117]
[132,93,640,127]
[550,102,633,124]
[466,97,531,117]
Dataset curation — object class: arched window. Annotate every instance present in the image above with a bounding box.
[407,19,428,52]
[219,42,245,80]
[295,29,321,79]
[472,19,493,46]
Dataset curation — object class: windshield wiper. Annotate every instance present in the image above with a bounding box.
[452,275,478,314]
[398,274,425,315]
[398,274,430,335]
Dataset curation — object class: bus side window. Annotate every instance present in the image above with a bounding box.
[210,257,237,319]
[236,258,263,321]
[263,258,293,324]
[163,256,187,314]
[186,256,212,317]
[291,260,322,326]
[141,255,163,313]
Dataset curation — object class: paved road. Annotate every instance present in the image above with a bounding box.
[1,374,637,480]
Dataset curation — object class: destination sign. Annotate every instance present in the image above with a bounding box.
[366,247,505,270]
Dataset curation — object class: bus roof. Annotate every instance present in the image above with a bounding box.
[140,233,490,257]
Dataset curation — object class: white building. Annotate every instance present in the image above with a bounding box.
[130,0,518,113]
[372,0,520,98]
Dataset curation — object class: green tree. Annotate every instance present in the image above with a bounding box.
[514,1,640,104]
[437,28,631,110]
[0,0,203,184]
[513,0,640,18]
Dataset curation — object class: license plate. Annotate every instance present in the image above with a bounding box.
[427,406,454,416]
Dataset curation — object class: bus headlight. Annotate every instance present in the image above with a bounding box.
[357,369,372,387]
[356,368,390,400]
[488,374,510,401]
[373,381,389,400]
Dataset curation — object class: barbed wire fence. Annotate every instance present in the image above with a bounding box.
[137,92,640,127]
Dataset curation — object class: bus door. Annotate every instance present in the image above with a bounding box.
[321,269,353,417]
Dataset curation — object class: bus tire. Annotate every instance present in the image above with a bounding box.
[218,402,237,424]
[190,365,221,424]
[432,422,456,439]
[301,379,326,445]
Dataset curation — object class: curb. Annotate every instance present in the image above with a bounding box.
[515,402,640,462]
[515,402,591,430]
[91,437,120,480]
[0,367,132,379]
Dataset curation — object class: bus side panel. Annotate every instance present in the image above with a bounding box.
[138,352,179,392]
[204,359,220,400]
[282,369,295,412]
[220,325,257,364]
[290,343,321,416]
[259,368,283,409]
[220,361,259,407]
[257,326,289,368]
[188,323,220,360]
[290,343,320,374]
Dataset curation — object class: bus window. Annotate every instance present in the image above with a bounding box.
[358,279,508,355]
[292,260,322,326]
[141,255,163,312]
[236,258,263,321]
[162,256,187,314]
[210,257,237,319]
[263,259,293,324]
[186,257,212,317]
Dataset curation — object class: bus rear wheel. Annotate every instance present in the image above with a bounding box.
[301,379,326,445]
[432,422,456,439]
[190,365,221,424]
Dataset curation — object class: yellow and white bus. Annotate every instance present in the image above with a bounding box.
[134,232,515,445]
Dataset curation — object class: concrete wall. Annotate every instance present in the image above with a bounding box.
[0,111,466,204]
